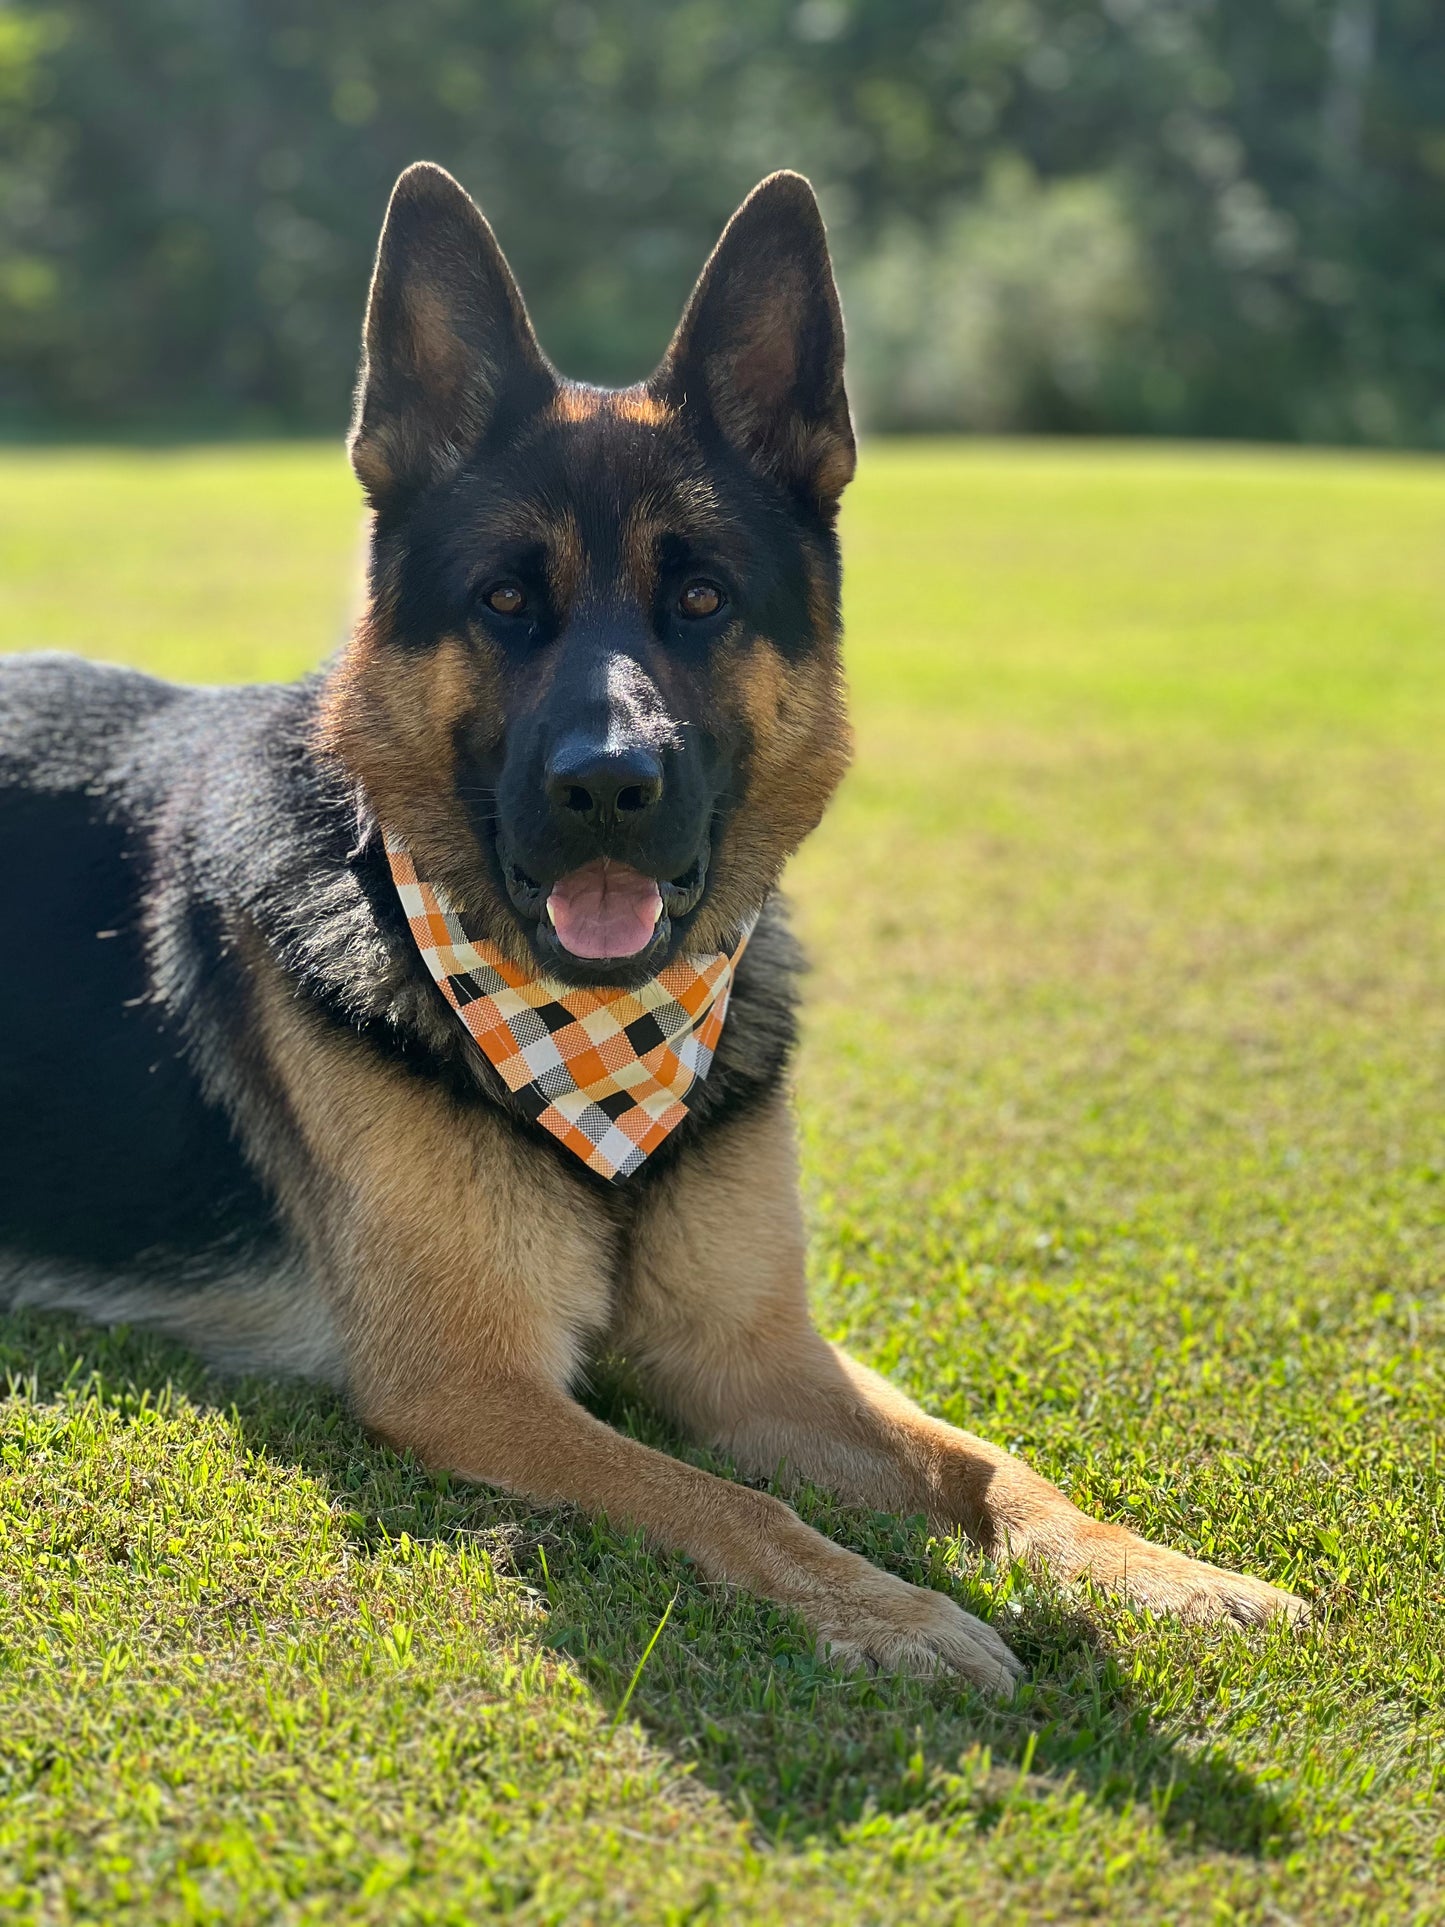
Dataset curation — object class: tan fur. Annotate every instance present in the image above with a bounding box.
[612,387,671,427]
[247,938,614,1402]
[696,634,852,950]
[619,504,663,607]
[553,383,670,428]
[314,619,537,960]
[550,383,603,423]
[613,1096,1306,1629]
[544,509,587,610]
[318,622,485,831]
[699,318,854,506]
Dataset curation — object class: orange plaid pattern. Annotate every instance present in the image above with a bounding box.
[385,836,751,1181]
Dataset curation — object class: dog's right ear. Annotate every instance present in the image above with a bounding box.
[349,163,553,505]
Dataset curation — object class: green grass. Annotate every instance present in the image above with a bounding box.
[2,439,1443,1923]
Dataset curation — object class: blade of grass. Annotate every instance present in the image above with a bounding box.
[609,1590,678,1734]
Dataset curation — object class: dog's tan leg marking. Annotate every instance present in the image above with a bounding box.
[614,1096,1308,1631]
[247,956,1020,1693]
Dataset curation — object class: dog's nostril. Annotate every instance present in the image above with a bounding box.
[546,749,664,825]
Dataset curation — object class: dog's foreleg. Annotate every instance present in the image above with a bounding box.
[358,1369,1020,1690]
[617,1098,1307,1628]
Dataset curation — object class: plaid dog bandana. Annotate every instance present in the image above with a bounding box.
[385,835,751,1182]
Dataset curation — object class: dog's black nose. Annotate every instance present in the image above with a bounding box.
[545,740,664,830]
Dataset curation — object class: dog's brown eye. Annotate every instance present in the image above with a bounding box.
[678,581,723,620]
[482,582,526,616]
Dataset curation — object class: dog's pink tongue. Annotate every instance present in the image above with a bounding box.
[547,860,663,960]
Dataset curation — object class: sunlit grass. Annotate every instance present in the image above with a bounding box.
[2,439,1443,1923]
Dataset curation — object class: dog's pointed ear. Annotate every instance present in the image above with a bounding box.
[349,162,553,504]
[653,172,855,513]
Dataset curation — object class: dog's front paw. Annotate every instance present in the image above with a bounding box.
[814,1567,1025,1696]
[1054,1523,1309,1629]
[1111,1541,1308,1628]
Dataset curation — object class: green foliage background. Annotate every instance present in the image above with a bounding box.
[2,0,1443,444]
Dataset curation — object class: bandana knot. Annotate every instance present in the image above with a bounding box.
[385,835,750,1182]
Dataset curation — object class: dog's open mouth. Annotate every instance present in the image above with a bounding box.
[546,862,661,959]
[501,847,709,972]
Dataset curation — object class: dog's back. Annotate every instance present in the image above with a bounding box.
[0,654,341,1372]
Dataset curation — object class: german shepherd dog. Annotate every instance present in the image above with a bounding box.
[0,166,1304,1690]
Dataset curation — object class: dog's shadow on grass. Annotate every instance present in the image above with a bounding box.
[3,1310,1294,1857]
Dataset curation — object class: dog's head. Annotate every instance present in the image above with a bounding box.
[321,163,855,986]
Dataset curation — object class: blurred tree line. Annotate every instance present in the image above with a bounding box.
[1,0,1442,443]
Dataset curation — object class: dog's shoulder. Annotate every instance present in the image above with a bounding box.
[0,648,413,1103]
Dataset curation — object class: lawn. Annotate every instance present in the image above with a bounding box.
[1,439,1442,1923]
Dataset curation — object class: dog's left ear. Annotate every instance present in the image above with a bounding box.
[653,172,855,514]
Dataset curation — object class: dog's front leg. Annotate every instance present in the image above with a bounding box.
[358,1367,1021,1693]
[615,1097,1307,1629]
[257,979,1020,1692]
[333,1160,1022,1695]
